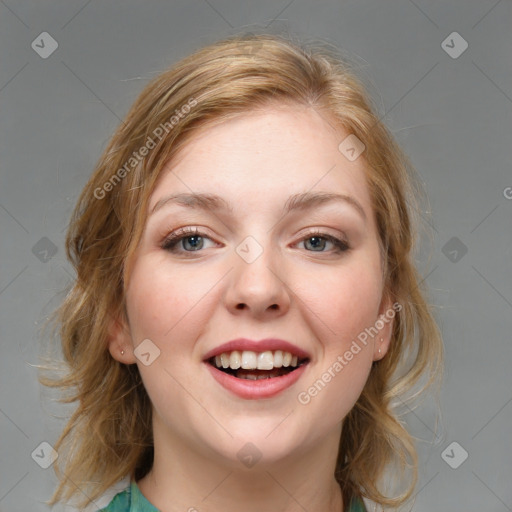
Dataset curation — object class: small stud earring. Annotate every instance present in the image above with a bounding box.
[121,350,125,355]
[378,348,381,354]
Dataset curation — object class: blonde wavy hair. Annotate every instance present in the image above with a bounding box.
[39,32,443,510]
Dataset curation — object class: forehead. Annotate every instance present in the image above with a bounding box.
[149,106,373,219]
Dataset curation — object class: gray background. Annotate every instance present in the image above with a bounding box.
[1,1,511,511]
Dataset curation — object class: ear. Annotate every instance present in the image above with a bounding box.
[106,308,137,365]
[373,292,398,362]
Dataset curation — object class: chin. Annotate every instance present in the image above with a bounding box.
[198,420,309,470]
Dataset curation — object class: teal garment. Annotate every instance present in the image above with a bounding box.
[100,479,367,511]
[100,481,158,512]
[349,494,368,512]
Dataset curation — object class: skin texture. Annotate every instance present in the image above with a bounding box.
[108,104,393,512]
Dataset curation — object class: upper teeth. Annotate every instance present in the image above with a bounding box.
[213,350,300,370]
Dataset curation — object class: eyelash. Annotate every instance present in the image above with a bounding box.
[161,227,350,255]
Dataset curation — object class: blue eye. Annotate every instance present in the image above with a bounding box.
[161,228,350,255]
[161,228,213,252]
[299,231,350,253]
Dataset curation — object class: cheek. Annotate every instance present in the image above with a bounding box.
[124,257,220,403]
[125,255,216,341]
[295,259,382,344]
[312,356,372,431]
[124,259,212,424]
[304,264,380,422]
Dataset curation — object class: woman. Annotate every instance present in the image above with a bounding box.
[39,33,443,511]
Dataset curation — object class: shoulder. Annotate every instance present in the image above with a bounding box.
[99,487,131,512]
[98,478,160,512]
[83,476,131,512]
[99,490,130,511]
[349,494,370,512]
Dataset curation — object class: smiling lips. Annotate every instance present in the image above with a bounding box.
[203,338,310,399]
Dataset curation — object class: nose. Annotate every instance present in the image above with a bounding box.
[224,241,291,319]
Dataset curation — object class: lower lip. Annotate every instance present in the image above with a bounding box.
[205,362,308,399]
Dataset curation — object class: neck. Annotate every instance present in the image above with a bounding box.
[137,417,345,512]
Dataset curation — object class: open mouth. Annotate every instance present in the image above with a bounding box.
[207,350,310,380]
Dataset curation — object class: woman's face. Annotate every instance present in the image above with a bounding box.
[110,105,393,468]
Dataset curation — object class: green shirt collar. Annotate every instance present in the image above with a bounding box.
[101,479,367,511]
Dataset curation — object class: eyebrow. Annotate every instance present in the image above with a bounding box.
[150,191,367,222]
